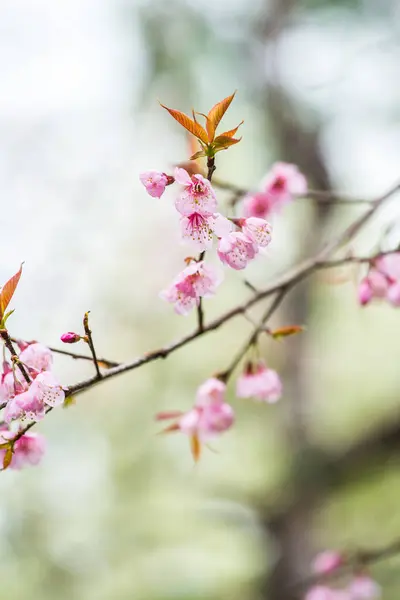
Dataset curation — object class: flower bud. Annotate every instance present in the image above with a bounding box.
[60,332,81,344]
[358,278,373,306]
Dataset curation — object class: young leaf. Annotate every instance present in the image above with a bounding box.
[3,447,13,470]
[189,150,207,160]
[206,92,236,141]
[0,264,23,320]
[160,104,209,144]
[217,120,244,139]
[271,325,304,340]
[213,135,241,147]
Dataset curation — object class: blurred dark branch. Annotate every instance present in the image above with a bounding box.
[212,177,375,206]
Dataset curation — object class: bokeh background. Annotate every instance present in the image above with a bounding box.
[1,0,400,598]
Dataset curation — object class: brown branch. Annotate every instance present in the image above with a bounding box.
[10,338,119,368]
[212,178,376,206]
[6,180,400,442]
[0,330,31,384]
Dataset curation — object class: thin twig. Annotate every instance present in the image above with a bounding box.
[83,312,102,379]
[10,338,119,368]
[0,330,31,384]
[212,178,376,206]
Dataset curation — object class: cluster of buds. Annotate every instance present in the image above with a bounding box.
[358,253,400,307]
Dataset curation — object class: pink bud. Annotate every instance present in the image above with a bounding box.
[61,332,81,344]
[358,278,373,306]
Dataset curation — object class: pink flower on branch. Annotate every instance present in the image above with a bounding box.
[156,378,234,461]
[312,551,343,575]
[236,360,282,403]
[160,261,222,315]
[217,231,258,270]
[174,167,217,216]
[243,162,307,219]
[358,252,400,307]
[347,575,381,599]
[139,171,169,198]
[19,342,53,373]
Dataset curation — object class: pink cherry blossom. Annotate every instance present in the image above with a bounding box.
[156,378,233,460]
[30,371,65,407]
[217,232,258,270]
[305,587,336,600]
[179,400,234,441]
[347,576,381,600]
[13,389,46,422]
[240,217,273,248]
[0,370,28,402]
[358,252,400,307]
[180,213,216,250]
[262,161,307,202]
[139,171,169,198]
[9,433,46,469]
[236,360,282,403]
[312,551,343,575]
[196,377,227,407]
[174,167,217,216]
[160,261,222,315]
[19,343,53,373]
[61,332,81,344]
[243,192,275,219]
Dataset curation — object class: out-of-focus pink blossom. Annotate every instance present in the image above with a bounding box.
[243,163,307,219]
[0,371,28,403]
[236,360,282,403]
[174,167,217,216]
[61,332,81,344]
[358,252,400,307]
[19,343,53,373]
[160,261,222,315]
[347,576,381,600]
[196,377,227,407]
[312,551,343,575]
[217,232,258,270]
[139,171,169,198]
[156,378,233,460]
[305,587,336,600]
[262,162,307,203]
[9,433,46,469]
[243,192,275,219]
[240,217,273,248]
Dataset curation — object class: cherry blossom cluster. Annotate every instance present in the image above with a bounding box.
[242,162,307,219]
[305,551,381,600]
[0,341,65,468]
[358,252,400,307]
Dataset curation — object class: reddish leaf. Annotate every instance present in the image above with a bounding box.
[0,264,23,320]
[271,325,304,340]
[213,135,241,147]
[190,434,201,462]
[206,92,236,141]
[3,447,12,470]
[217,120,244,139]
[160,104,209,144]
